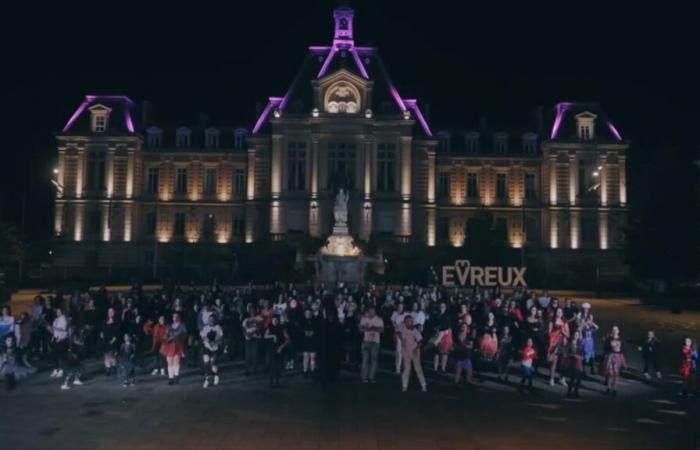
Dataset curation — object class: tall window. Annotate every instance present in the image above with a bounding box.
[438,172,450,198]
[87,209,101,234]
[328,142,356,190]
[233,217,245,237]
[524,173,536,200]
[174,213,186,237]
[496,173,507,200]
[234,169,246,195]
[94,115,107,132]
[147,128,162,148]
[145,212,156,236]
[466,133,479,153]
[176,128,191,148]
[204,169,217,196]
[147,167,159,194]
[86,151,106,192]
[438,217,449,241]
[286,142,307,191]
[205,129,220,148]
[376,143,396,192]
[467,173,479,199]
[494,134,508,153]
[176,168,187,195]
[234,129,247,150]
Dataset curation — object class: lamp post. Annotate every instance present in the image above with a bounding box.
[50,168,66,281]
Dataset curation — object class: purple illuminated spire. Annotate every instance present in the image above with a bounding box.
[550,102,574,139]
[607,120,622,141]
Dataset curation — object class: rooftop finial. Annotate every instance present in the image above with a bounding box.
[333,6,354,44]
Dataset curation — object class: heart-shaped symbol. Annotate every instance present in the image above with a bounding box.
[454,259,471,286]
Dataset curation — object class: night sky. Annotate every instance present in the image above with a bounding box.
[3,1,697,244]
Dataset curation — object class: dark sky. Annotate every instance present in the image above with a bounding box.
[3,1,697,241]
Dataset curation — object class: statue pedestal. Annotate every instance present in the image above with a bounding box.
[310,221,373,286]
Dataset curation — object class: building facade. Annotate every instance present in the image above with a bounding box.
[53,7,629,282]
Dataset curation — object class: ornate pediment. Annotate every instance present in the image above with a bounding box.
[313,68,373,115]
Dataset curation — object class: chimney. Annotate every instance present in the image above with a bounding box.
[141,100,155,127]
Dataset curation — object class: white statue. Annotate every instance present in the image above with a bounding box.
[333,189,349,225]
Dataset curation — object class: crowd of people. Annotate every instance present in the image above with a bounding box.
[0,282,698,398]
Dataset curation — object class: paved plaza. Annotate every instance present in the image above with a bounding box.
[2,296,699,450]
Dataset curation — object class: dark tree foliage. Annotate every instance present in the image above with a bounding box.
[624,146,699,287]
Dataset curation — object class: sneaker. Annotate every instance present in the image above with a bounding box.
[362,379,369,384]
[560,378,568,387]
[203,378,209,389]
[422,385,428,393]
[57,369,64,378]
[402,386,408,392]
[214,375,219,386]
[61,383,70,390]
[50,369,58,378]
[549,378,555,387]
[168,378,175,386]
[160,369,165,376]
[73,379,83,386]
[151,369,159,376]
[123,382,129,388]
[644,372,651,379]
[656,372,662,379]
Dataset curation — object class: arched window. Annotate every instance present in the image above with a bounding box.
[324,81,360,114]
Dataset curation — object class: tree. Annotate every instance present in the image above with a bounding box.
[624,146,700,290]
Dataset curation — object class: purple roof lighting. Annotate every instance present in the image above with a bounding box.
[607,120,622,141]
[252,97,283,134]
[351,48,369,79]
[550,102,574,139]
[62,99,90,132]
[403,99,433,137]
[63,95,136,133]
[317,47,337,78]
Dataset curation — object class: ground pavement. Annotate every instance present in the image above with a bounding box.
[2,296,699,450]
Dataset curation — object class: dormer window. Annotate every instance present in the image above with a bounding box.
[465,131,480,153]
[89,104,111,133]
[575,112,597,140]
[522,132,537,153]
[234,128,248,150]
[147,127,162,148]
[176,127,191,148]
[437,131,450,152]
[205,128,221,148]
[494,132,509,153]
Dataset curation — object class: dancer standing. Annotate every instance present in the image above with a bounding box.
[200,315,223,388]
[566,330,585,398]
[639,330,661,380]
[679,338,698,397]
[397,315,427,392]
[161,313,187,385]
[453,323,474,388]
[547,308,570,386]
[519,338,538,394]
[603,325,626,396]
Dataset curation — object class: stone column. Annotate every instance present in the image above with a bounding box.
[246,148,256,201]
[364,140,372,201]
[568,153,577,205]
[549,210,558,249]
[426,207,436,246]
[599,152,608,206]
[569,210,580,249]
[76,149,85,198]
[619,155,627,206]
[57,151,65,198]
[101,202,111,242]
[126,150,135,199]
[270,135,283,199]
[549,153,557,205]
[106,147,115,198]
[74,203,85,241]
[400,136,412,201]
[311,137,319,199]
[123,203,133,242]
[245,204,256,244]
[599,209,609,249]
[427,148,436,203]
[54,202,64,235]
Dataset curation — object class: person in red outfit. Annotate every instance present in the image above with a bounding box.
[519,338,538,394]
[679,337,698,397]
